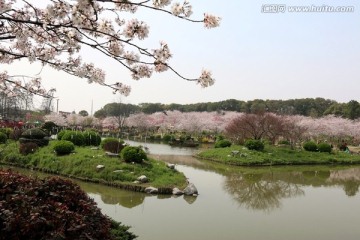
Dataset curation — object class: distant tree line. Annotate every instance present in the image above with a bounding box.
[94,98,360,120]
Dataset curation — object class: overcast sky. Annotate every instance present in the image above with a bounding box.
[1,0,359,114]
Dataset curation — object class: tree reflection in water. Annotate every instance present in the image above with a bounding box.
[223,173,304,212]
[223,167,360,212]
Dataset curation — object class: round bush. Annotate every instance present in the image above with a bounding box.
[318,142,332,153]
[244,139,265,151]
[53,140,75,155]
[21,128,47,139]
[0,128,12,138]
[83,131,101,146]
[102,139,125,154]
[101,137,124,148]
[121,146,148,163]
[162,134,173,142]
[19,142,39,155]
[303,141,318,152]
[57,130,70,140]
[0,132,7,144]
[214,139,232,148]
[61,131,85,146]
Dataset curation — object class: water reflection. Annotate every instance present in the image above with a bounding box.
[220,166,360,212]
[223,172,304,212]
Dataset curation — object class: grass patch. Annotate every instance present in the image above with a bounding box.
[196,144,360,166]
[0,141,187,189]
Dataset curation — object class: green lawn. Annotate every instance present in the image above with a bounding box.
[0,141,187,189]
[196,145,360,166]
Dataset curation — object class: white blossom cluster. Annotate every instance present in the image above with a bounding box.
[0,0,220,97]
[198,70,215,88]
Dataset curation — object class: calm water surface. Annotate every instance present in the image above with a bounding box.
[7,141,360,240]
[91,142,360,240]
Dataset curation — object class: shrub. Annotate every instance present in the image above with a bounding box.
[278,140,290,145]
[0,132,7,144]
[19,137,49,147]
[0,170,136,240]
[19,142,39,155]
[214,139,232,148]
[41,121,58,135]
[318,142,332,153]
[53,140,75,155]
[245,139,265,151]
[83,130,101,146]
[101,138,125,154]
[216,135,225,141]
[0,128,12,138]
[9,129,23,140]
[57,129,70,140]
[303,141,318,152]
[121,146,147,163]
[62,131,85,146]
[162,134,173,142]
[21,128,47,139]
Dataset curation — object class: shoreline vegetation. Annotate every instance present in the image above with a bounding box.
[0,141,188,194]
[196,145,360,166]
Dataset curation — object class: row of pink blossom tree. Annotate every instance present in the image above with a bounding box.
[44,111,360,145]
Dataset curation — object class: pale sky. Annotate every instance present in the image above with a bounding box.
[1,0,359,114]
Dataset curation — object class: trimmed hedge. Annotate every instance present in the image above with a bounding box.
[21,128,47,139]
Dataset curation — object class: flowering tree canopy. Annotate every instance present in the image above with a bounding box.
[0,0,220,97]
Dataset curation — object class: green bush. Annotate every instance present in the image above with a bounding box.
[53,140,75,155]
[245,139,265,151]
[101,138,124,149]
[21,128,47,139]
[303,141,318,152]
[19,142,39,155]
[216,135,225,141]
[83,130,101,146]
[102,140,125,154]
[162,134,173,142]
[121,146,147,163]
[0,132,7,144]
[318,142,332,153]
[62,131,85,146]
[0,128,12,138]
[214,139,232,148]
[57,130,70,140]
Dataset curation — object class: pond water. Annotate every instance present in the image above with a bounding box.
[5,142,360,240]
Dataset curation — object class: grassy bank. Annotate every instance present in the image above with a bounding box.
[0,141,187,191]
[196,145,360,166]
